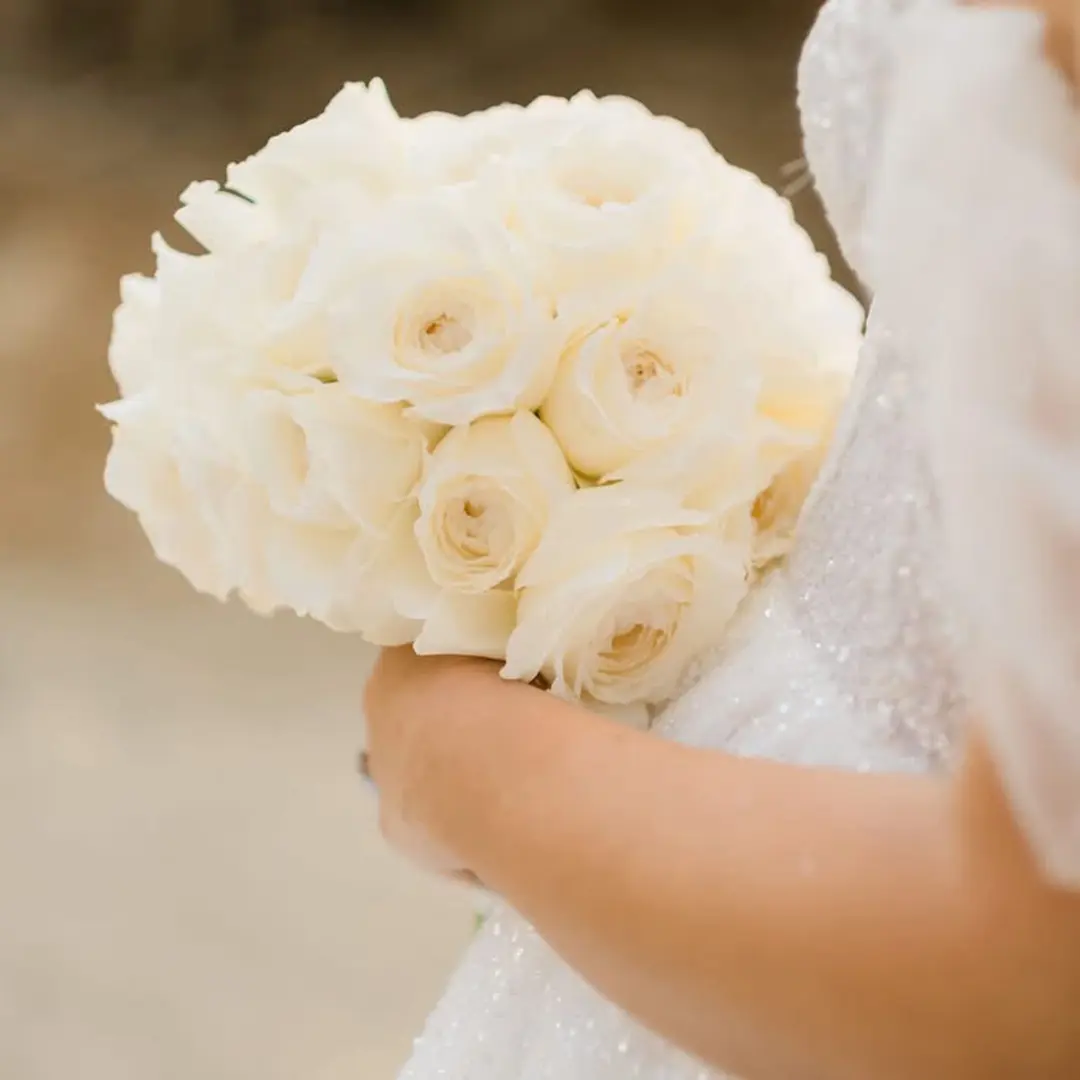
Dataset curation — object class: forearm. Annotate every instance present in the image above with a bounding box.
[422,668,1080,1080]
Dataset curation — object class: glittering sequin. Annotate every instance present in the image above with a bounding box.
[398,3,967,1077]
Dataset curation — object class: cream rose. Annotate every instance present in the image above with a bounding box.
[684,170,864,448]
[295,185,560,425]
[176,80,405,255]
[403,103,529,186]
[539,266,762,480]
[112,229,355,399]
[750,428,835,569]
[541,168,863,494]
[490,92,718,290]
[102,395,238,602]
[503,484,750,709]
[415,412,575,591]
[108,271,163,397]
[102,381,434,644]
[174,180,276,256]
[410,412,575,659]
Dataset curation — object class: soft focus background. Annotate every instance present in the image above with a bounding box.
[0,2,844,1077]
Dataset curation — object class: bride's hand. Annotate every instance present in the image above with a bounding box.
[362,647,504,880]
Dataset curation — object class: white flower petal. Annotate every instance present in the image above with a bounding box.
[175,180,274,254]
[486,93,718,293]
[504,482,735,706]
[298,185,559,425]
[540,261,763,479]
[404,103,530,186]
[414,589,518,660]
[416,413,574,594]
[226,79,405,219]
[515,484,710,589]
[108,273,162,397]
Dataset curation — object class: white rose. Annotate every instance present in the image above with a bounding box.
[754,289,861,450]
[489,91,718,290]
[539,263,762,480]
[233,385,429,531]
[416,412,574,591]
[102,396,238,602]
[109,230,344,400]
[294,185,560,425]
[174,180,275,255]
[744,276,857,550]
[539,164,862,495]
[404,96,664,191]
[102,381,434,644]
[109,272,162,397]
[503,484,750,710]
[684,169,864,448]
[606,419,838,586]
[750,427,835,569]
[175,80,405,255]
[404,103,529,186]
[410,413,575,659]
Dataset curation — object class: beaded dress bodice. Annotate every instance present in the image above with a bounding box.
[398,2,969,1077]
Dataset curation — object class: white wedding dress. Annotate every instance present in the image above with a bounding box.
[399,1,1080,1076]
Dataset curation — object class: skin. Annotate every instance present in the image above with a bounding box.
[364,5,1080,1078]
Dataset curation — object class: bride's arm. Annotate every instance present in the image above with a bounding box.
[365,5,1080,1078]
[365,652,1080,1080]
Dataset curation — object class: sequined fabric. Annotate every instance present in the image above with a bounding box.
[398,2,966,1076]
[796,0,902,279]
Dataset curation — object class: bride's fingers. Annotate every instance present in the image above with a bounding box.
[358,749,487,888]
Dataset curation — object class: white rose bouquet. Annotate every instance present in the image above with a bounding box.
[102,80,863,723]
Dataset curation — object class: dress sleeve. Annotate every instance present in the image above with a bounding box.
[866,6,1080,887]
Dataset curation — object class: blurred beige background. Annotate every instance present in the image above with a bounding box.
[0,2,839,1077]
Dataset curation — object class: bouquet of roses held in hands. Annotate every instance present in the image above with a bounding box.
[102,80,862,723]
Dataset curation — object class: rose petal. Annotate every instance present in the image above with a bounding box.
[414,589,518,660]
